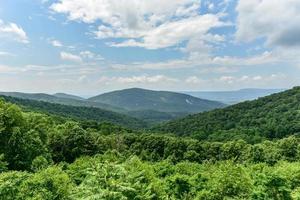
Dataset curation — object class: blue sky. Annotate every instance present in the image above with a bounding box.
[0,0,299,95]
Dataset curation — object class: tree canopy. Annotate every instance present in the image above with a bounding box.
[2,87,300,199]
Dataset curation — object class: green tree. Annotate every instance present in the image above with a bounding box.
[49,121,98,163]
[0,154,8,172]
[0,171,30,200]
[19,166,74,200]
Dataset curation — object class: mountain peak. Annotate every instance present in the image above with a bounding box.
[89,88,225,113]
[53,93,85,101]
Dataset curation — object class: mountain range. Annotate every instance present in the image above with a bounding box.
[0,95,146,129]
[0,88,284,126]
[0,91,124,112]
[0,88,226,124]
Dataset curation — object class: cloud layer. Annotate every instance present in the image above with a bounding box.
[51,0,227,49]
[236,0,300,48]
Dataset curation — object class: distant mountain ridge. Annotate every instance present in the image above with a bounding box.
[0,95,145,129]
[0,88,226,124]
[0,91,125,113]
[184,88,285,104]
[88,88,226,113]
[53,93,84,101]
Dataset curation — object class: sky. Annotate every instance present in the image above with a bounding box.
[0,0,300,95]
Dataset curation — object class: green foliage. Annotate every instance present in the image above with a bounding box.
[0,171,30,200]
[48,121,99,163]
[0,154,8,172]
[128,110,189,125]
[6,128,49,170]
[6,157,300,200]
[0,100,25,151]
[71,156,162,200]
[0,167,73,200]
[197,162,253,199]
[31,156,51,172]
[1,95,146,129]
[19,166,74,200]
[2,89,300,199]
[0,100,49,170]
[155,87,300,142]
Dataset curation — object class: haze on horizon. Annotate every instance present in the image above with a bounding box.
[0,0,300,96]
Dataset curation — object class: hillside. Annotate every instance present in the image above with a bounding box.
[53,93,84,101]
[0,92,125,113]
[3,97,300,199]
[128,110,189,125]
[89,88,226,113]
[184,88,285,104]
[0,90,225,124]
[155,87,300,143]
[0,95,146,129]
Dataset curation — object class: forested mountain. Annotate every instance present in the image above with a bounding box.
[155,87,300,143]
[89,88,226,113]
[53,93,84,101]
[2,98,300,199]
[0,89,226,124]
[128,110,189,125]
[0,91,125,112]
[184,88,285,104]
[0,95,146,129]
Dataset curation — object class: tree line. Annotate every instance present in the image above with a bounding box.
[2,98,300,199]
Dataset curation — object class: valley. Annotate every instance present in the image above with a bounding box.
[1,87,300,199]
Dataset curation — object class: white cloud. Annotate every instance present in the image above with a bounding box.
[59,50,104,63]
[253,75,262,81]
[110,51,278,71]
[236,0,300,66]
[111,59,194,70]
[239,75,249,81]
[51,0,200,24]
[236,0,300,48]
[0,20,29,43]
[51,40,63,47]
[185,76,203,84]
[208,3,214,11]
[80,51,104,60]
[0,51,14,56]
[219,76,234,84]
[97,75,178,85]
[51,0,228,49]
[78,75,87,81]
[211,51,277,66]
[218,74,287,85]
[60,51,82,62]
[120,75,178,84]
[0,65,19,74]
[198,66,238,74]
[110,14,225,49]
[24,64,98,77]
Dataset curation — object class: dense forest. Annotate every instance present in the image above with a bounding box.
[2,87,300,199]
[0,95,146,129]
[155,87,300,143]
